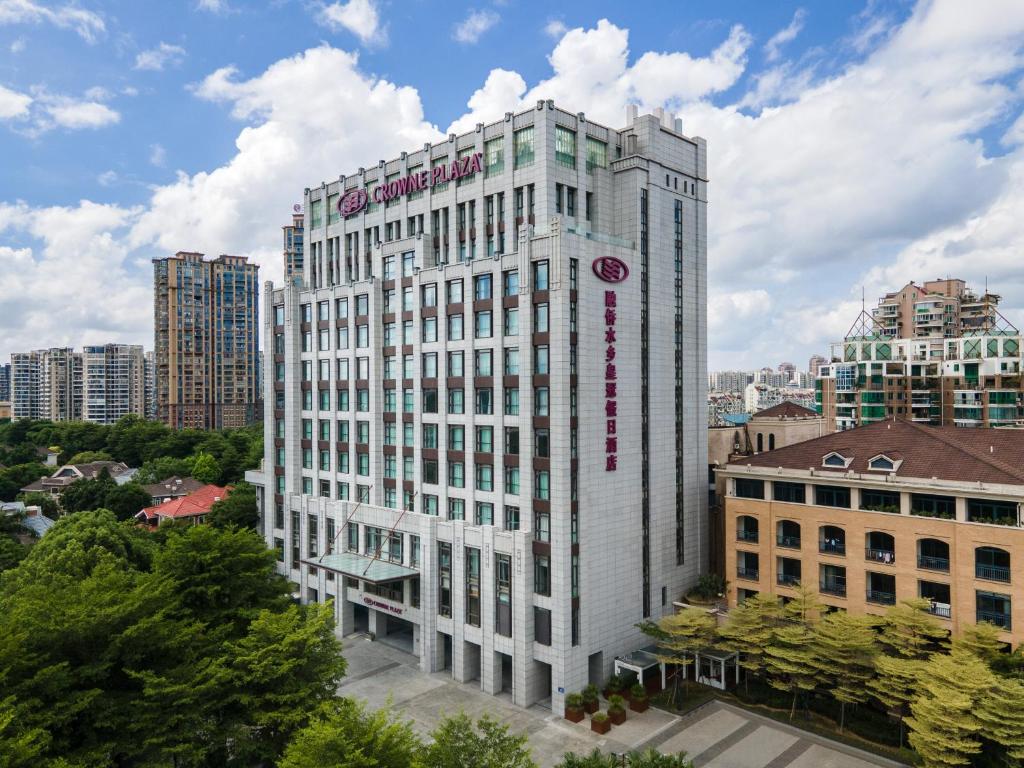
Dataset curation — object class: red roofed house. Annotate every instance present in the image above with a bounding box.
[136,483,230,527]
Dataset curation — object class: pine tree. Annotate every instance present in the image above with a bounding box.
[877,599,948,659]
[954,621,1003,665]
[650,608,717,705]
[867,654,923,749]
[781,585,820,627]
[906,650,990,768]
[976,675,1024,764]
[812,612,879,731]
[717,593,782,692]
[764,622,819,720]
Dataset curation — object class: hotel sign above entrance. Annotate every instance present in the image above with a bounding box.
[337,152,484,217]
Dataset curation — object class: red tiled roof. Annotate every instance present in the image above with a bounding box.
[730,420,1024,486]
[138,484,230,521]
[753,401,819,419]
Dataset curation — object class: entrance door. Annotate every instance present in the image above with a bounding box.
[353,604,369,633]
[500,653,513,693]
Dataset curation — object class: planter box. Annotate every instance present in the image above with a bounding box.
[591,717,610,735]
[564,708,584,723]
[584,700,599,714]
[609,709,627,726]
[630,699,649,713]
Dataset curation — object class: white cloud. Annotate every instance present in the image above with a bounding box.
[0,0,105,43]
[43,96,119,130]
[543,19,567,39]
[134,42,186,71]
[97,170,117,186]
[9,36,24,53]
[0,83,31,119]
[764,8,806,62]
[319,0,385,46]
[453,9,499,44]
[149,143,166,167]
[196,0,229,13]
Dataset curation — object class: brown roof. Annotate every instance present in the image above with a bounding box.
[730,419,1024,486]
[753,401,819,419]
[142,476,205,499]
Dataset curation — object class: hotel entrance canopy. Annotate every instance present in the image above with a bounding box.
[305,553,419,584]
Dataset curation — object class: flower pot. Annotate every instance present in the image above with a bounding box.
[584,700,599,714]
[565,707,584,723]
[630,699,649,713]
[591,716,611,734]
[609,709,626,725]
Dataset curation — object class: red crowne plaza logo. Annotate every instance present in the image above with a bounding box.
[592,256,629,283]
[338,188,368,217]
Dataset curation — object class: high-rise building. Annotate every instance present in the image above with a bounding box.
[245,102,708,710]
[817,279,1022,431]
[11,346,146,424]
[153,252,261,430]
[283,210,304,282]
[144,350,157,420]
[721,420,1024,646]
[0,362,10,403]
[807,354,827,379]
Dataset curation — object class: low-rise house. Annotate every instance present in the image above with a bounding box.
[1,501,54,538]
[135,484,229,527]
[141,476,206,505]
[20,461,133,499]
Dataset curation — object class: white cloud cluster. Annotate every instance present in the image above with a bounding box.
[5,0,1024,371]
[453,9,499,44]
[0,0,104,43]
[319,0,385,46]
[0,84,120,134]
[0,83,31,119]
[764,8,806,62]
[134,42,186,71]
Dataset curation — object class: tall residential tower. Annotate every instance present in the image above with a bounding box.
[246,102,708,711]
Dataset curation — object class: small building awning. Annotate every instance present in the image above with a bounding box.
[303,552,419,584]
[615,646,662,673]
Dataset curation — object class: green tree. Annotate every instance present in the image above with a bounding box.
[209,481,259,529]
[976,674,1024,764]
[134,456,193,484]
[906,650,990,768]
[100,483,152,522]
[877,599,948,659]
[280,698,421,768]
[867,654,923,749]
[0,463,49,503]
[813,612,878,731]
[419,713,536,768]
[189,451,222,485]
[0,696,49,768]
[645,607,717,706]
[556,749,693,768]
[781,584,820,627]
[717,593,782,692]
[65,451,113,464]
[15,492,60,521]
[0,537,28,574]
[953,621,1004,665]
[226,602,347,764]
[59,472,116,515]
[764,622,819,721]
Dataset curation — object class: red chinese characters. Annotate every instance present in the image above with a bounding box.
[605,290,618,471]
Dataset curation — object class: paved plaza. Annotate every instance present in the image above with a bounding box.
[337,635,906,768]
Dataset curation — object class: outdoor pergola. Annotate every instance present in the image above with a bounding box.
[688,648,739,690]
[613,646,666,690]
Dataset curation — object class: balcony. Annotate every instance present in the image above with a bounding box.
[777,535,801,549]
[918,555,950,572]
[820,581,847,597]
[977,610,1012,630]
[976,564,1011,583]
[927,602,952,619]
[737,529,759,543]
[777,573,801,587]
[736,566,760,581]
[820,541,846,556]
[866,548,896,565]
[866,590,896,606]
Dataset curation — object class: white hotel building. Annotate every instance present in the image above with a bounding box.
[246,101,708,710]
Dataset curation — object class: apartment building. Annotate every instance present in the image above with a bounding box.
[153,252,261,430]
[284,210,305,282]
[721,420,1024,645]
[245,101,709,711]
[0,362,10,403]
[870,279,1001,340]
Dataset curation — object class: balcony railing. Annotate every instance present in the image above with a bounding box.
[737,529,759,543]
[977,609,1012,630]
[820,541,846,556]
[867,589,896,605]
[866,548,896,565]
[976,564,1011,583]
[926,602,951,619]
[736,566,760,581]
[777,573,801,587]
[820,581,847,597]
[918,555,950,572]
[777,535,801,549]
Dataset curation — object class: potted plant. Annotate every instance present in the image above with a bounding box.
[603,674,624,700]
[608,695,627,725]
[590,711,610,735]
[582,684,600,714]
[629,683,649,713]
[564,692,585,723]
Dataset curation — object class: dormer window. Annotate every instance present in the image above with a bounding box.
[822,452,851,469]
[868,454,900,472]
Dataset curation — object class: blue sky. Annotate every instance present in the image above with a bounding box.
[2,0,1024,371]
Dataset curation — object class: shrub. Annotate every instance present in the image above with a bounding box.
[608,695,626,714]
[630,683,647,700]
[591,712,609,724]
[582,685,599,704]
[565,693,584,710]
[606,674,625,693]
[693,573,727,600]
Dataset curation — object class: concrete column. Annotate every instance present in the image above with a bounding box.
[849,486,860,510]
[483,650,503,696]
[368,608,385,638]
[899,491,911,516]
[955,496,967,522]
[455,640,480,683]
[336,595,355,637]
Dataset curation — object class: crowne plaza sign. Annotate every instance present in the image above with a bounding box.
[337,152,484,217]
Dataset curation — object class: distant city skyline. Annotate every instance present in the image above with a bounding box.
[4,1,1024,370]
